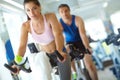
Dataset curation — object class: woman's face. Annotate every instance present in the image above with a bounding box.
[24,2,41,19]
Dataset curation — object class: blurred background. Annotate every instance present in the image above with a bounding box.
[0,0,120,80]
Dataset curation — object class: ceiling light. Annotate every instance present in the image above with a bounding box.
[103,2,108,8]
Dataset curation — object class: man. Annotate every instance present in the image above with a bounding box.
[58,4,98,80]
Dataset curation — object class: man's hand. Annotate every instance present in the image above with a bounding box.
[87,47,93,54]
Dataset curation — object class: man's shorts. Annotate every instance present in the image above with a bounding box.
[66,40,86,52]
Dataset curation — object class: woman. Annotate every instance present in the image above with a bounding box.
[14,0,71,80]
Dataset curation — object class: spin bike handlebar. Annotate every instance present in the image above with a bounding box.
[4,63,18,73]
[4,57,32,74]
[55,50,64,61]
[69,44,91,60]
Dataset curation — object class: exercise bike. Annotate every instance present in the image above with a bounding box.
[4,57,32,80]
[50,44,92,80]
[69,44,92,80]
[105,29,120,80]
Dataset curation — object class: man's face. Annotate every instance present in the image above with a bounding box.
[58,7,70,19]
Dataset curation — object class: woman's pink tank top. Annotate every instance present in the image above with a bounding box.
[30,15,54,45]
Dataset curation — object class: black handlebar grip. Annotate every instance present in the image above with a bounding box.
[4,63,17,73]
[55,50,64,61]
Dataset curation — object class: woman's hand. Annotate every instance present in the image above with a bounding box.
[57,51,67,63]
[11,65,20,75]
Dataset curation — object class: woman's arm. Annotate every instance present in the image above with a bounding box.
[47,13,67,62]
[17,23,29,57]
[12,22,29,74]
[48,13,64,53]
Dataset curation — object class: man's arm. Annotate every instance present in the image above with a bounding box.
[76,16,91,49]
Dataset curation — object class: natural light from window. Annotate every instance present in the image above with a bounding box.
[85,18,107,41]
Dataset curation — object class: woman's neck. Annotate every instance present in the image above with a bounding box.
[31,13,43,24]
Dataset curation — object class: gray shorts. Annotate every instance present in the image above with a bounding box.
[47,50,71,80]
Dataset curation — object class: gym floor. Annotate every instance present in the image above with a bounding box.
[97,66,117,80]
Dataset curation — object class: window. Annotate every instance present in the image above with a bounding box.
[85,18,107,41]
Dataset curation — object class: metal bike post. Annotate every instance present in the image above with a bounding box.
[75,59,86,80]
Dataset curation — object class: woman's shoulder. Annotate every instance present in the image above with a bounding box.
[21,20,30,32]
[44,13,57,23]
[22,20,30,26]
[44,13,56,19]
[45,12,55,16]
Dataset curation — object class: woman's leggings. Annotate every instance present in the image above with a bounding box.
[47,50,71,80]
